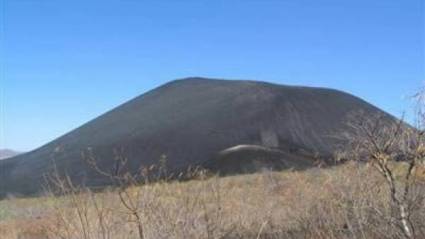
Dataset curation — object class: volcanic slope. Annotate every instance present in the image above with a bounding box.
[0,78,394,196]
[0,150,21,160]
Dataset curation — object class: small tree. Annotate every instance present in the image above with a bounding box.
[83,148,148,239]
[344,95,425,239]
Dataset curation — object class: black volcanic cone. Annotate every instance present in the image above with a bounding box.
[0,78,394,196]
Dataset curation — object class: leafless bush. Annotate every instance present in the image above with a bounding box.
[341,99,425,238]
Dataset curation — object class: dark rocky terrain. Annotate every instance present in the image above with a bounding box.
[0,77,395,196]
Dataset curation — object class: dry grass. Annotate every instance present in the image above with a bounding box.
[0,162,424,239]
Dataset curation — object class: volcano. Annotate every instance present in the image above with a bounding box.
[0,77,394,196]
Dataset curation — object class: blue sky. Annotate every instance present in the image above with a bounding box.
[1,0,424,151]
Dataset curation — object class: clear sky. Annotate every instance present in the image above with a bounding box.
[1,0,424,151]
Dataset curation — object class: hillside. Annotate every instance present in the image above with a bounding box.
[0,150,20,160]
[0,77,395,196]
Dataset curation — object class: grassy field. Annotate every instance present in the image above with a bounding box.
[0,162,424,239]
